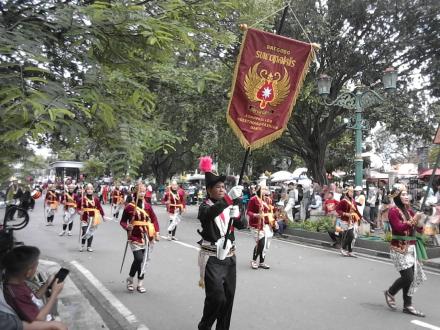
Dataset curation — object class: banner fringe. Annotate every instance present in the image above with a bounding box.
[226,29,317,151]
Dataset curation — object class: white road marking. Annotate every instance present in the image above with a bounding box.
[161,230,440,276]
[411,320,440,330]
[160,236,200,251]
[39,259,58,267]
[70,260,149,330]
[238,231,440,276]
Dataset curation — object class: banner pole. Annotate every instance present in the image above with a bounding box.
[237,4,289,185]
[238,148,250,185]
[276,5,289,35]
[225,5,291,250]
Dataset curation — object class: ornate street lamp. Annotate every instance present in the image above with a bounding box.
[382,67,398,91]
[317,67,398,186]
[317,74,332,97]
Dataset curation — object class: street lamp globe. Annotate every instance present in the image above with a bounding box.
[317,74,332,96]
[382,67,398,91]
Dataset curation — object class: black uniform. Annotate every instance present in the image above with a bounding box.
[197,195,244,330]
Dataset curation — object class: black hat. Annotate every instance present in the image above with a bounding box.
[199,156,226,188]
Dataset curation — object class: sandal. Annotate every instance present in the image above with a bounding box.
[403,306,425,317]
[137,286,146,293]
[384,290,396,310]
[126,278,134,292]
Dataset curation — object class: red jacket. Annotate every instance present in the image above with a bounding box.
[77,196,104,224]
[45,190,59,206]
[111,189,124,204]
[162,188,186,214]
[63,192,78,210]
[247,195,275,230]
[336,197,362,223]
[388,206,422,249]
[120,199,159,244]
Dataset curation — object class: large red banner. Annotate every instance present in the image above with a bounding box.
[434,124,440,144]
[226,28,316,150]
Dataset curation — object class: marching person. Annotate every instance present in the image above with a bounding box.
[59,184,78,236]
[162,180,186,241]
[336,186,362,257]
[111,183,124,220]
[384,184,427,317]
[120,184,160,293]
[196,156,244,330]
[44,184,59,226]
[77,183,104,252]
[247,181,277,270]
[102,184,109,205]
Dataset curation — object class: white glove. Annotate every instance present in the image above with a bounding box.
[229,205,240,218]
[228,185,243,200]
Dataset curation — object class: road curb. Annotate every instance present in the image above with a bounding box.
[41,256,141,330]
[279,233,440,272]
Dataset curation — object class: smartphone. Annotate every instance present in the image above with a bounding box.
[55,268,69,283]
[46,268,69,297]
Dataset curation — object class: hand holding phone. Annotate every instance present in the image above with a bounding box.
[54,268,69,283]
[46,268,69,297]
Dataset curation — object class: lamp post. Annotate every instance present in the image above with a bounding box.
[317,67,397,186]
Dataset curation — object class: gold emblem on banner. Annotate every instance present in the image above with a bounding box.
[244,62,291,110]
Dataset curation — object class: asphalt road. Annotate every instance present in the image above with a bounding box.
[12,199,440,330]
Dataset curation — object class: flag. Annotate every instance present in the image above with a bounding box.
[226,28,316,150]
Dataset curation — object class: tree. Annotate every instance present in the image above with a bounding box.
[274,0,438,185]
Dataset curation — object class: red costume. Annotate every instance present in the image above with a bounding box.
[247,195,276,229]
[111,188,124,205]
[77,195,104,225]
[120,199,159,245]
[63,192,78,211]
[102,185,109,204]
[162,187,186,214]
[44,189,59,224]
[45,190,59,209]
[388,207,422,250]
[336,196,362,224]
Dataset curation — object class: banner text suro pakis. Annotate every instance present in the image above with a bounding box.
[226,28,316,150]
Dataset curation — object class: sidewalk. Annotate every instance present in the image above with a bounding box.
[280,230,440,271]
[38,259,109,330]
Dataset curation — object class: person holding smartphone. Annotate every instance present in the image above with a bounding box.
[1,246,67,327]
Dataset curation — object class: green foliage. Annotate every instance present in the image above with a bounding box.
[276,0,439,184]
[1,0,438,185]
[82,158,107,181]
[288,216,335,233]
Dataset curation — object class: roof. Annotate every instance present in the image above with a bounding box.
[49,161,84,169]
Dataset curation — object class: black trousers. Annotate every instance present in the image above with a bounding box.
[129,249,146,280]
[81,226,93,247]
[62,222,73,231]
[252,237,266,263]
[47,215,54,223]
[388,266,414,307]
[328,230,341,245]
[199,256,236,330]
[342,228,354,252]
